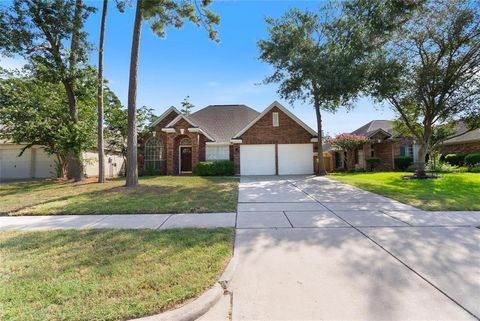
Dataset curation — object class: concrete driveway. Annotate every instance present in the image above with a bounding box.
[209,175,480,321]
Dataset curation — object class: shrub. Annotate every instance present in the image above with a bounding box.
[406,164,417,172]
[444,153,465,166]
[195,160,234,176]
[464,153,480,167]
[469,166,480,173]
[394,156,413,171]
[366,157,381,171]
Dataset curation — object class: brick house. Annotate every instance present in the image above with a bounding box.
[439,123,480,155]
[325,120,418,171]
[326,120,480,172]
[139,101,318,176]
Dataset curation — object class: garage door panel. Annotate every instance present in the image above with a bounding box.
[240,145,275,175]
[0,149,31,179]
[35,149,56,178]
[278,144,313,175]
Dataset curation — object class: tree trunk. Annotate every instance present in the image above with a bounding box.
[415,142,428,177]
[314,99,326,176]
[65,0,84,182]
[63,81,84,181]
[97,0,108,183]
[126,0,142,187]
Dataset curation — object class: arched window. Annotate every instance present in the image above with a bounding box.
[180,138,191,145]
[144,137,164,172]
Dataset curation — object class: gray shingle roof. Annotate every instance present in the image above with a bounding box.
[351,120,394,136]
[189,105,259,143]
[443,122,480,144]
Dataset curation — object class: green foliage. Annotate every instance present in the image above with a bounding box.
[468,166,480,173]
[327,133,369,150]
[0,71,96,157]
[104,93,156,159]
[406,164,417,172]
[367,0,480,174]
[444,153,465,166]
[144,161,165,176]
[366,156,381,171]
[394,156,413,171]
[465,153,480,167]
[426,153,467,173]
[195,161,234,176]
[141,0,220,41]
[180,95,195,116]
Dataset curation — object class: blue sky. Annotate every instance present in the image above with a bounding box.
[1,0,395,135]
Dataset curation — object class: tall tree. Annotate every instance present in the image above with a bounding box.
[97,0,108,183]
[0,0,96,181]
[180,95,195,115]
[258,2,422,176]
[258,9,364,175]
[125,0,219,187]
[367,0,480,177]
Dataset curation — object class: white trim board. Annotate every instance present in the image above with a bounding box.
[232,101,317,138]
[150,106,181,128]
[165,114,199,128]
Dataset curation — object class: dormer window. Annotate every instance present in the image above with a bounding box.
[272,112,279,127]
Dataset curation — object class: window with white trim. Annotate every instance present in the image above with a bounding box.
[144,137,164,171]
[272,112,279,127]
[206,145,230,161]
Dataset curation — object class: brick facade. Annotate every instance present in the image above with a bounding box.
[138,110,178,175]
[139,111,210,175]
[440,141,480,155]
[233,106,316,175]
[140,104,316,176]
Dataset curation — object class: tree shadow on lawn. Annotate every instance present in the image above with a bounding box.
[0,228,234,320]
[13,182,237,215]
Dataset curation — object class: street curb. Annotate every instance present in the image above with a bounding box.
[130,256,238,321]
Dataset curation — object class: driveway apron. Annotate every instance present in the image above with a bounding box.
[230,175,480,320]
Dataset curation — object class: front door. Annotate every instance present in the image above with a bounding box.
[180,147,192,172]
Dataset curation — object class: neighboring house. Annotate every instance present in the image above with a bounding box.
[327,120,480,172]
[0,138,124,180]
[326,120,419,171]
[439,122,480,155]
[139,101,319,176]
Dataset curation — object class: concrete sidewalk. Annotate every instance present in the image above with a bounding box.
[0,213,236,230]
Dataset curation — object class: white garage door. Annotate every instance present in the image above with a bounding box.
[35,149,55,178]
[0,149,31,179]
[240,144,275,175]
[278,144,313,175]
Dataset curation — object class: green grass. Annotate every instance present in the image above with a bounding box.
[0,176,238,215]
[0,228,234,321]
[329,172,480,211]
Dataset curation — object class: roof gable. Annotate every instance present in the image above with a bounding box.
[150,106,181,128]
[165,114,199,128]
[233,101,317,138]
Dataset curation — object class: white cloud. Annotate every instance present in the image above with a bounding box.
[0,56,27,70]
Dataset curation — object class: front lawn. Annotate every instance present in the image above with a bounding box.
[0,228,234,321]
[0,176,238,215]
[329,172,480,211]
